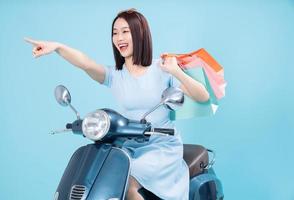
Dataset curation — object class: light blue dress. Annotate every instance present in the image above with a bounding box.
[102,59,189,200]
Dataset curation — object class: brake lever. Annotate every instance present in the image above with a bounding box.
[49,128,72,135]
[144,132,170,137]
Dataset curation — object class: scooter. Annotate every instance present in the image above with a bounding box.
[51,85,224,200]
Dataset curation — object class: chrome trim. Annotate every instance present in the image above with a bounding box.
[145,131,170,137]
[53,191,59,200]
[141,87,184,121]
[70,184,88,200]
[141,102,163,121]
[112,147,131,200]
[49,128,71,135]
[69,103,81,120]
[82,109,111,141]
[204,149,216,169]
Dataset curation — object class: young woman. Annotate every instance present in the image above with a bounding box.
[25,8,209,200]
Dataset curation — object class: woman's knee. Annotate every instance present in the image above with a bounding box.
[129,176,141,187]
[127,176,143,200]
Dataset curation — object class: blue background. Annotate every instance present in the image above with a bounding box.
[1,0,293,199]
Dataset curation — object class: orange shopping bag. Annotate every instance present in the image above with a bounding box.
[163,48,226,100]
[162,48,226,119]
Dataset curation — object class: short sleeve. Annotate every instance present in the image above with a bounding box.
[102,65,113,88]
[154,58,181,89]
[169,74,181,88]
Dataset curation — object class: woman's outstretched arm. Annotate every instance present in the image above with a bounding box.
[24,37,106,84]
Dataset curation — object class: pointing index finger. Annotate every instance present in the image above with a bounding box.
[24,37,39,45]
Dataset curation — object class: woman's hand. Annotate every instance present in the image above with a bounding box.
[24,37,59,58]
[160,53,181,75]
[25,37,106,84]
[160,53,209,102]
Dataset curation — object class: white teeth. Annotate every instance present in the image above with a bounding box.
[118,43,128,48]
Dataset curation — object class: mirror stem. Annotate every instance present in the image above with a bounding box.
[69,103,80,120]
[140,102,163,123]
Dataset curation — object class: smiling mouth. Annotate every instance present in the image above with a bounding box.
[118,43,128,52]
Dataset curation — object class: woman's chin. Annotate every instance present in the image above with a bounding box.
[120,52,132,58]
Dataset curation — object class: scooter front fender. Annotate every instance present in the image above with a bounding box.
[54,143,131,200]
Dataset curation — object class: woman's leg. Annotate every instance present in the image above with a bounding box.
[127,176,144,200]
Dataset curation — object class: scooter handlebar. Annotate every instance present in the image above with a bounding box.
[66,123,72,129]
[144,128,175,137]
[67,119,83,134]
[153,128,175,135]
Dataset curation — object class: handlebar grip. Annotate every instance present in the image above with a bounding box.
[66,123,72,129]
[153,128,175,135]
[65,120,83,134]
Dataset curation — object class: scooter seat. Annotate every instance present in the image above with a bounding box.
[183,144,209,178]
[138,144,209,200]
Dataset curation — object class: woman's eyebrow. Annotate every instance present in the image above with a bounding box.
[113,27,130,30]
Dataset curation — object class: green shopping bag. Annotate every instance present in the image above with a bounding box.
[170,67,219,120]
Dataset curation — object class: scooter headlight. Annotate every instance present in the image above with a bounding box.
[82,109,110,141]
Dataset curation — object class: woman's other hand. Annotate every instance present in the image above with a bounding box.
[24,37,59,58]
[160,53,181,75]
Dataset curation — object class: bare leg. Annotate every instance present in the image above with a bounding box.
[127,176,144,200]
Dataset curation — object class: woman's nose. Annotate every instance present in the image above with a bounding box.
[117,33,124,41]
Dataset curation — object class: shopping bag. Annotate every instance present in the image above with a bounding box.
[164,48,226,99]
[163,48,226,119]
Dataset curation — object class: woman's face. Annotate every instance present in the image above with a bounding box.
[112,18,133,58]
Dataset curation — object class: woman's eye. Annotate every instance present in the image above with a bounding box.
[123,30,129,33]
[113,32,118,35]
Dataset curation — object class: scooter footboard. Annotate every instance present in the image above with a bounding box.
[189,168,224,200]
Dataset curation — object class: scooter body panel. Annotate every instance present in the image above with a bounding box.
[189,168,224,200]
[87,147,130,200]
[54,143,130,200]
